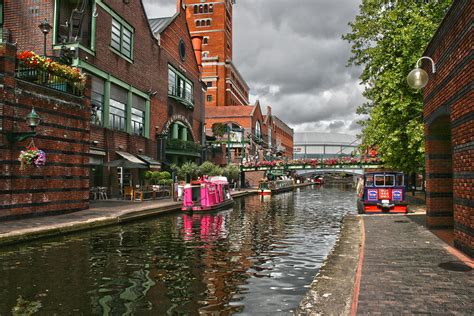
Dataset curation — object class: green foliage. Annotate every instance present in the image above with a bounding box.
[343,0,452,173]
[176,161,200,181]
[212,123,227,139]
[199,161,223,176]
[223,164,240,183]
[159,171,171,180]
[145,170,172,184]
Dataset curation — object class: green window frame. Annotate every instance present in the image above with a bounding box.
[111,18,133,60]
[168,65,194,109]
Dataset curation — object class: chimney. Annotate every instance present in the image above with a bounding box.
[267,106,272,118]
[191,35,203,72]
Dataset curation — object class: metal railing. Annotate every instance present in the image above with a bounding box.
[16,60,84,97]
[166,138,202,154]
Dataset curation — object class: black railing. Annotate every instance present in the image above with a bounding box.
[166,138,202,154]
[16,61,84,97]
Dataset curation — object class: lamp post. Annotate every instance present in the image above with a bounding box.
[38,19,52,56]
[6,108,41,143]
[407,56,436,89]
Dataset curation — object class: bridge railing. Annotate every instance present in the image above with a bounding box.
[241,157,382,171]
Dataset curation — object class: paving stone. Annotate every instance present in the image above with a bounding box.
[356,214,473,315]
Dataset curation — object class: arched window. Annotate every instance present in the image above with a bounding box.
[199,5,203,13]
[196,20,200,27]
[204,4,208,13]
[202,52,209,58]
[255,121,262,139]
[206,19,211,26]
[194,5,198,14]
[209,4,213,12]
[203,37,208,44]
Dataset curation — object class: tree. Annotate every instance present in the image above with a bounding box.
[343,0,452,173]
[223,164,240,183]
[212,123,226,139]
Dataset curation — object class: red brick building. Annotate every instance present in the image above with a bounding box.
[272,116,294,159]
[184,0,249,107]
[0,43,91,220]
[422,0,472,256]
[1,0,205,213]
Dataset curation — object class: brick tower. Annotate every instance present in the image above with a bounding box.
[185,0,249,107]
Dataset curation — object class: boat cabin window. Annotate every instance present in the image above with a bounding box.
[259,182,269,190]
[396,174,404,186]
[191,186,200,202]
[374,175,395,187]
[223,185,230,200]
[365,175,374,187]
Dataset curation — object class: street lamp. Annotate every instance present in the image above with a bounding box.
[407,56,436,89]
[38,19,52,56]
[6,108,41,143]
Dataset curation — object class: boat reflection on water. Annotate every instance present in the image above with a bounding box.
[182,213,226,242]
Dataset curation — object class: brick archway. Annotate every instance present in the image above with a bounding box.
[425,115,453,228]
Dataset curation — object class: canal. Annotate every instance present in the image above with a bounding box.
[0,185,356,315]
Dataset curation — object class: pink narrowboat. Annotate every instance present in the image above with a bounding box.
[182,176,234,212]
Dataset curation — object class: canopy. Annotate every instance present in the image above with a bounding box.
[137,154,161,169]
[103,159,147,169]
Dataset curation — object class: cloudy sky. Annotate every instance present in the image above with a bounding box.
[143,0,365,135]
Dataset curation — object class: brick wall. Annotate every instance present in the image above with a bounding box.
[423,0,473,256]
[0,43,90,220]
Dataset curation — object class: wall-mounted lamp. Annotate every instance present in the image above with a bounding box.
[147,89,158,97]
[407,56,436,89]
[6,108,41,143]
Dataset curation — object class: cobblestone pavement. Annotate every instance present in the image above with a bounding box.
[357,215,473,315]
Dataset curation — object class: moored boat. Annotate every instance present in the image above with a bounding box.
[182,176,234,212]
[356,172,408,214]
[258,178,294,195]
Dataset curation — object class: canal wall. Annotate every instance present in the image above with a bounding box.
[298,216,363,315]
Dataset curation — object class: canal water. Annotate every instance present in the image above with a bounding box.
[0,185,356,315]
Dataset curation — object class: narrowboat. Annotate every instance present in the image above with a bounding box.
[313,176,325,185]
[258,178,294,195]
[182,176,234,212]
[357,172,408,214]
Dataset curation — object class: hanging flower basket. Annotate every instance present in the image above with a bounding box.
[18,142,46,170]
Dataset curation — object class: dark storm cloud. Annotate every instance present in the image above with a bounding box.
[142,0,364,134]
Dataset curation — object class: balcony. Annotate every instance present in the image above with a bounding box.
[166,138,202,157]
[16,52,85,97]
[168,87,194,110]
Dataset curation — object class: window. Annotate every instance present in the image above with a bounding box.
[209,4,213,12]
[374,175,395,187]
[204,4,208,13]
[396,174,404,186]
[202,51,209,58]
[0,1,3,43]
[109,84,127,131]
[255,121,262,139]
[111,19,133,59]
[207,95,212,102]
[199,5,203,13]
[207,81,212,87]
[203,37,209,44]
[194,5,198,14]
[55,0,93,48]
[91,76,105,126]
[196,20,200,27]
[132,95,146,136]
[168,66,194,108]
[206,19,211,26]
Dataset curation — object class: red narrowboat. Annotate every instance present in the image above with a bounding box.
[357,172,408,214]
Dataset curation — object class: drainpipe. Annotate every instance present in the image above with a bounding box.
[191,36,203,73]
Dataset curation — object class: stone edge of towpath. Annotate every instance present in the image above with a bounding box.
[297,215,362,316]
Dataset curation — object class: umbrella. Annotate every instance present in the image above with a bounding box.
[103,159,147,169]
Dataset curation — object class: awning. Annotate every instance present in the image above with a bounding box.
[137,154,161,169]
[116,151,146,165]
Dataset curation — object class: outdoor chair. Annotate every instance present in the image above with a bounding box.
[98,187,108,200]
[123,186,134,200]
